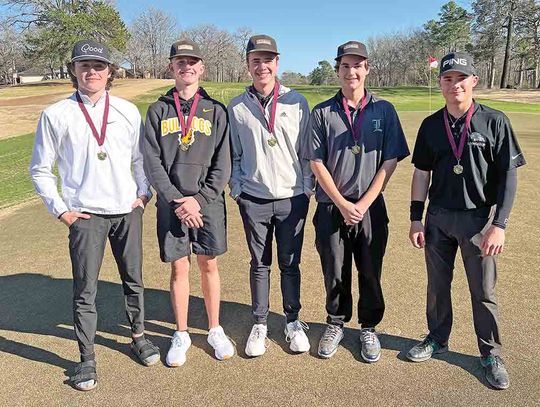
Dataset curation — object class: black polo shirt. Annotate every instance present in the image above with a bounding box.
[412,102,526,210]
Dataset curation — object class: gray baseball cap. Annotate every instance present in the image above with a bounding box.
[439,52,476,77]
[169,39,203,60]
[71,40,112,64]
[335,40,368,61]
[246,34,279,56]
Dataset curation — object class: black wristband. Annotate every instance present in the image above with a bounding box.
[491,220,507,230]
[410,201,425,222]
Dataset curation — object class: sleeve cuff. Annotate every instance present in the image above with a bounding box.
[52,201,69,219]
[193,193,208,208]
[137,188,153,202]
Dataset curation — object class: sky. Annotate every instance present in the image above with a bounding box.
[116,0,470,74]
[1,0,471,74]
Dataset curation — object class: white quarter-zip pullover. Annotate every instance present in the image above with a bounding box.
[30,91,151,217]
[228,84,314,200]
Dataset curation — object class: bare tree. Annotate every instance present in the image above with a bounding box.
[180,24,247,82]
[514,0,540,88]
[130,7,176,78]
[0,23,24,84]
[2,0,129,78]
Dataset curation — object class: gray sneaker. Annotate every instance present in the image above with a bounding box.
[318,324,344,359]
[406,336,448,362]
[359,328,381,363]
[481,355,510,390]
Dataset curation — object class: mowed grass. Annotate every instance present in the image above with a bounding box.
[1,82,538,209]
[0,81,71,99]
[0,133,37,209]
[136,82,540,114]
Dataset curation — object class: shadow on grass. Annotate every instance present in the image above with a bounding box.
[0,273,489,388]
[0,273,289,369]
[378,333,486,387]
[303,322,488,388]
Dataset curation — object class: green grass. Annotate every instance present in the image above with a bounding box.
[2,83,539,210]
[132,83,540,114]
[0,133,37,209]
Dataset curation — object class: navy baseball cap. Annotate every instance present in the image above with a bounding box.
[246,34,279,56]
[169,39,203,60]
[335,41,368,61]
[439,52,476,77]
[71,40,112,64]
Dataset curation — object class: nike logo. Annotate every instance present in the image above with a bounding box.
[203,108,213,113]
[512,153,522,160]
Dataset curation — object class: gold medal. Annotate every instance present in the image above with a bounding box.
[453,164,463,174]
[267,137,278,147]
[97,151,107,160]
[179,128,193,151]
[351,144,361,154]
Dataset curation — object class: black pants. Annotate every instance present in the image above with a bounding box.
[425,205,501,357]
[237,193,309,324]
[68,207,145,360]
[314,195,388,328]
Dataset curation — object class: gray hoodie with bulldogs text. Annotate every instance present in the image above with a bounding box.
[143,87,230,208]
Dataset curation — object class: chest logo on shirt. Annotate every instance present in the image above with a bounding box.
[372,119,383,133]
[160,116,212,139]
[468,132,486,148]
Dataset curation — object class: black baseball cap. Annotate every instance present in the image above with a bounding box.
[71,40,112,64]
[170,39,203,60]
[246,34,279,56]
[439,52,476,77]
[335,41,368,61]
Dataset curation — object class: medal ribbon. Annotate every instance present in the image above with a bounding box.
[254,81,279,134]
[342,93,368,145]
[76,92,109,147]
[173,88,201,137]
[443,103,474,163]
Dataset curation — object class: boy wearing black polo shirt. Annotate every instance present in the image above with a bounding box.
[407,52,525,390]
[308,41,409,362]
[144,39,234,366]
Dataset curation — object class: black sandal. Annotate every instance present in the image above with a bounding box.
[130,337,160,366]
[70,360,97,391]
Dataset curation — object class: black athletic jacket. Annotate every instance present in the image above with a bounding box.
[143,87,230,208]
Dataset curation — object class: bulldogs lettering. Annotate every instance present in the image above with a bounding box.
[161,116,212,137]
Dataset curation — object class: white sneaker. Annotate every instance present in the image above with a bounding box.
[207,326,235,360]
[245,324,268,357]
[166,331,191,367]
[284,320,310,353]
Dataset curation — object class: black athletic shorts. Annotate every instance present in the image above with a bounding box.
[156,193,227,262]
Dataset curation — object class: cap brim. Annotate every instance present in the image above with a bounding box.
[169,53,203,61]
[438,68,475,77]
[246,49,279,55]
[71,55,112,64]
[335,52,368,61]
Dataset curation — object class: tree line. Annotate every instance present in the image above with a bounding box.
[284,1,540,89]
[0,2,253,84]
[1,1,539,88]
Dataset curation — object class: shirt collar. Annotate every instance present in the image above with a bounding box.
[335,89,372,111]
[445,99,479,122]
[76,90,107,106]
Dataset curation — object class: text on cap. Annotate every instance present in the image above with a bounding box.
[443,58,468,67]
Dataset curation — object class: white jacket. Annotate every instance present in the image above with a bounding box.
[29,91,151,217]
[228,84,314,200]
